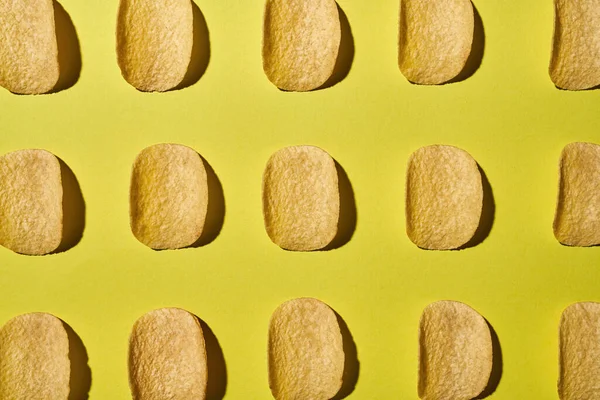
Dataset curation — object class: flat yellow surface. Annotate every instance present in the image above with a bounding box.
[0,0,598,398]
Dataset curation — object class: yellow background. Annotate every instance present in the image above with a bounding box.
[1,0,599,398]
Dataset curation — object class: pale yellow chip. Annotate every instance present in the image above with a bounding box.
[268,298,344,400]
[130,143,208,250]
[406,145,483,250]
[129,308,207,400]
[398,0,474,84]
[0,149,63,255]
[418,300,492,400]
[0,0,59,94]
[550,0,600,90]
[0,313,70,400]
[117,0,193,92]
[262,0,341,91]
[262,145,339,251]
[553,142,600,246]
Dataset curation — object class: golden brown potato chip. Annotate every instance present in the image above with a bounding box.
[130,143,208,250]
[129,308,207,400]
[0,313,70,400]
[553,142,600,246]
[406,145,483,250]
[0,149,62,255]
[550,0,600,90]
[418,301,492,400]
[262,145,339,251]
[262,0,341,91]
[268,298,344,400]
[398,0,474,84]
[117,0,193,92]
[0,0,59,94]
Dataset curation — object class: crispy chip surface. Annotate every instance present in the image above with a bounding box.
[268,298,344,400]
[117,0,193,92]
[398,0,473,84]
[406,145,483,250]
[0,149,62,255]
[550,0,600,90]
[0,313,70,400]
[262,0,341,91]
[553,142,600,246]
[0,0,59,94]
[418,301,492,400]
[129,308,207,400]
[262,145,339,251]
[130,143,208,249]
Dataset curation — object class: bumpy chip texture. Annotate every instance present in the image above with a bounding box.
[130,143,208,249]
[0,313,70,400]
[553,142,600,246]
[406,145,483,250]
[399,0,473,84]
[419,301,492,400]
[263,146,339,251]
[117,0,193,91]
[559,302,600,400]
[0,0,59,94]
[263,0,341,91]
[0,149,62,255]
[268,298,344,400]
[550,0,600,90]
[129,308,207,400]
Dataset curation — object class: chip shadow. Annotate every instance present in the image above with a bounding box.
[174,2,210,90]
[317,4,354,90]
[475,320,502,399]
[332,311,360,400]
[196,318,227,400]
[55,158,85,253]
[51,1,82,93]
[447,3,484,84]
[62,321,92,400]
[459,165,494,249]
[323,160,357,250]
[190,156,225,247]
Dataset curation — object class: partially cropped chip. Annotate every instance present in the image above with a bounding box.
[0,149,62,255]
[262,145,339,251]
[262,0,341,91]
[129,308,207,400]
[130,144,208,250]
[0,313,70,400]
[418,301,492,400]
[117,0,193,91]
[406,145,483,250]
[268,298,344,400]
[398,0,474,84]
[553,142,600,246]
[0,0,59,94]
[550,0,600,90]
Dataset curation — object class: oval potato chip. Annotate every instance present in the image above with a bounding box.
[262,145,339,251]
[0,0,59,94]
[0,149,63,255]
[553,142,600,246]
[398,0,474,84]
[129,308,208,400]
[0,313,70,400]
[262,0,341,91]
[130,143,208,250]
[268,298,344,400]
[418,301,492,400]
[116,0,193,92]
[406,145,483,250]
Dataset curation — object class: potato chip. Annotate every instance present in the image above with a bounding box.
[553,142,600,246]
[129,308,207,400]
[550,0,600,90]
[398,0,474,84]
[0,0,60,94]
[130,143,208,249]
[418,301,492,400]
[262,145,339,251]
[268,298,344,400]
[262,0,341,91]
[0,313,70,400]
[0,149,62,255]
[117,0,193,92]
[406,145,483,250]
